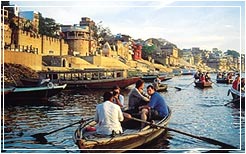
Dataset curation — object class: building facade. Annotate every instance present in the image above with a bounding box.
[61,17,97,56]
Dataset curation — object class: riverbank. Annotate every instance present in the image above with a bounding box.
[2,63,39,86]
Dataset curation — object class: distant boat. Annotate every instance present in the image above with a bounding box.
[172,69,182,76]
[181,69,196,75]
[21,69,140,89]
[141,75,166,83]
[216,78,233,84]
[156,84,168,92]
[4,83,67,105]
[194,81,212,89]
[216,72,233,84]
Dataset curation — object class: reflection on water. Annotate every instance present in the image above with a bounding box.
[2,74,245,153]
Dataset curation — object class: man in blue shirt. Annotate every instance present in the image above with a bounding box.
[139,85,169,128]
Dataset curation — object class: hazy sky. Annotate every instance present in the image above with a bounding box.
[8,0,245,53]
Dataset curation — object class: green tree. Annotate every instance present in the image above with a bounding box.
[23,20,34,32]
[142,45,156,59]
[92,21,113,45]
[38,12,60,38]
[225,50,240,58]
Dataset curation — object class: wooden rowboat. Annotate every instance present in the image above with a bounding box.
[194,81,212,89]
[156,84,168,92]
[216,78,233,84]
[73,108,172,152]
[140,75,166,83]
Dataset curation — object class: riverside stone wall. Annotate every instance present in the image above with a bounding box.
[3,50,42,71]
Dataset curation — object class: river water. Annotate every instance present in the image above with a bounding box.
[1,74,245,153]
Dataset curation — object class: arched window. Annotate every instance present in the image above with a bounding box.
[62,59,66,67]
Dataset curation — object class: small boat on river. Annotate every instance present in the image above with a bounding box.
[4,83,67,104]
[194,81,212,89]
[73,108,171,152]
[181,68,196,75]
[141,75,167,83]
[155,84,168,92]
[216,78,233,84]
[216,72,233,84]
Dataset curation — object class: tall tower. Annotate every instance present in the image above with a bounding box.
[80,17,96,54]
[61,25,90,56]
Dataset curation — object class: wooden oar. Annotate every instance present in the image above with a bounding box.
[211,80,219,87]
[31,117,93,143]
[174,86,182,91]
[174,81,194,90]
[167,86,182,91]
[129,117,237,149]
[224,98,241,106]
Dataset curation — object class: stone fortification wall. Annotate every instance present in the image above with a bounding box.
[60,40,69,56]
[3,50,42,71]
[67,39,89,56]
[2,24,12,45]
[18,30,42,53]
[41,35,68,56]
[66,39,97,56]
[7,29,69,56]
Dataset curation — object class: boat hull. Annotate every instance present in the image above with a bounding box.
[156,84,168,92]
[194,81,212,89]
[74,108,171,152]
[21,77,140,89]
[216,78,233,84]
[61,77,140,89]
[141,75,166,83]
[3,84,66,105]
[1,87,15,95]
[76,128,165,152]
[20,78,40,86]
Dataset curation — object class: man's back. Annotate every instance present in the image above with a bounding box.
[95,101,124,135]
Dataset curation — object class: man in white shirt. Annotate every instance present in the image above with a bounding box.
[95,91,124,135]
